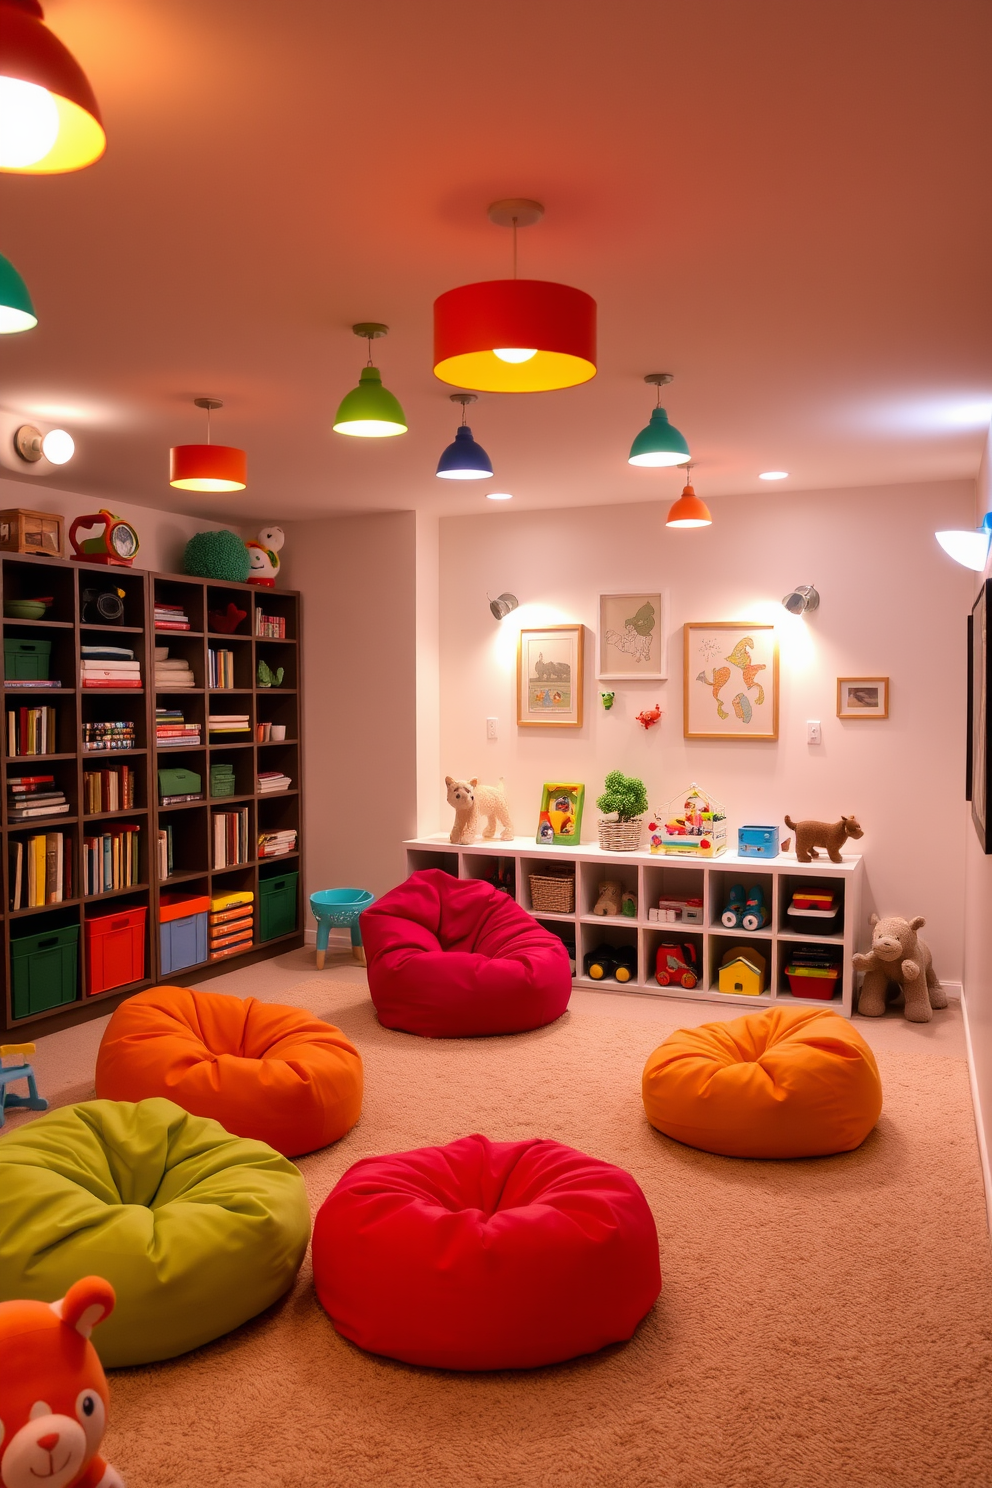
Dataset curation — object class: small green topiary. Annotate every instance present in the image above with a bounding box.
[183,529,251,582]
[596,770,649,822]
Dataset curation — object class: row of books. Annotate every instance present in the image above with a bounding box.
[9,833,69,908]
[81,646,141,690]
[213,807,250,868]
[208,650,236,688]
[83,766,136,814]
[7,706,57,756]
[259,828,297,858]
[257,770,291,793]
[210,890,254,959]
[255,612,286,638]
[155,603,191,632]
[83,721,136,753]
[8,774,69,821]
[156,708,200,747]
[83,826,141,896]
[157,824,174,879]
[209,714,250,734]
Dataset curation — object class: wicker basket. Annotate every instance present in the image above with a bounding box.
[598,817,644,852]
[529,871,576,914]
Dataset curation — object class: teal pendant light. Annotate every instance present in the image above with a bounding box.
[628,373,690,467]
[0,250,37,333]
[333,323,408,437]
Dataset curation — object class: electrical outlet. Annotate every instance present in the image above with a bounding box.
[807,720,822,745]
[486,717,498,740]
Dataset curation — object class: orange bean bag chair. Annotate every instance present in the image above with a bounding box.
[95,987,363,1158]
[642,1005,882,1158]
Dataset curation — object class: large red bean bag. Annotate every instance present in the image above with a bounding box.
[95,986,363,1158]
[312,1133,661,1369]
[361,870,572,1037]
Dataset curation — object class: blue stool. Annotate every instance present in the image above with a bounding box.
[0,1044,48,1128]
[310,889,375,969]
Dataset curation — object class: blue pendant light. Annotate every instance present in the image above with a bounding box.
[0,250,37,332]
[628,373,691,467]
[436,393,494,480]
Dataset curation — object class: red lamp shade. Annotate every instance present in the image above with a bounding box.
[170,444,247,493]
[434,279,597,392]
[666,481,712,528]
[0,0,105,173]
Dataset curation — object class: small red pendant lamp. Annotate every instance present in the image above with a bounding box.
[0,0,105,173]
[170,399,247,493]
[666,467,712,529]
[434,200,596,393]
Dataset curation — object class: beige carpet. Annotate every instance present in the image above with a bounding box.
[14,975,992,1487]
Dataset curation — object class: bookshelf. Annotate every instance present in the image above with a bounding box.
[0,553,304,1036]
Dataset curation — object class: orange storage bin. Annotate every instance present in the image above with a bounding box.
[85,905,146,995]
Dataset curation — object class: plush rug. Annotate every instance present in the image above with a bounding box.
[69,978,992,1485]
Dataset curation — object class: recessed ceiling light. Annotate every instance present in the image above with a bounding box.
[759,470,789,481]
[486,492,513,500]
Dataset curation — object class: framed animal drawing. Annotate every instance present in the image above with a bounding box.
[517,625,584,728]
[597,592,667,680]
[683,622,779,740]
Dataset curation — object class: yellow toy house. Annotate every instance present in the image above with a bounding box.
[718,945,767,996]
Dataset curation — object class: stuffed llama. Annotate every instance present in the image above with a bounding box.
[445,776,514,844]
[853,913,947,1023]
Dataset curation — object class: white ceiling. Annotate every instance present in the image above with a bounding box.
[0,0,989,521]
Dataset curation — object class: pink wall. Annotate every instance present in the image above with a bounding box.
[436,478,975,978]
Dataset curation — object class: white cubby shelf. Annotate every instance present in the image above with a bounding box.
[404,836,865,1017]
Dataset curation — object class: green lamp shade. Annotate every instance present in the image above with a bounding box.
[0,251,37,333]
[333,366,408,438]
[628,406,690,467]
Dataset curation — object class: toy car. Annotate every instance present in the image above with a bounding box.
[654,941,699,989]
[583,942,637,983]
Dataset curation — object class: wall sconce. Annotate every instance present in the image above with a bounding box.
[782,584,819,616]
[14,423,74,464]
[488,592,518,620]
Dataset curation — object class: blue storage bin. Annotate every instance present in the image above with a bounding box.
[160,912,208,974]
[737,824,780,858]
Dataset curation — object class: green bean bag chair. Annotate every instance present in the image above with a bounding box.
[0,1098,310,1367]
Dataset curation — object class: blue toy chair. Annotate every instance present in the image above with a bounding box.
[310,889,375,969]
[0,1044,48,1128]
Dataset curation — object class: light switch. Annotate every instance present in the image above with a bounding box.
[486,717,498,740]
[807,720,822,745]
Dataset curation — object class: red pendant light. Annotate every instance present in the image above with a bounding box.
[434,200,597,393]
[170,399,247,493]
[666,470,712,529]
[0,0,105,173]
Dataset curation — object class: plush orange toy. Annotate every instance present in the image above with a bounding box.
[0,1276,123,1488]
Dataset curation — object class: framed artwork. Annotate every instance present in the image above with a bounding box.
[969,583,992,850]
[536,782,585,844]
[597,592,666,680]
[517,625,584,728]
[837,677,889,719]
[683,622,779,741]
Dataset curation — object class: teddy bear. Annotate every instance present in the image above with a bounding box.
[853,913,947,1023]
[0,1275,124,1488]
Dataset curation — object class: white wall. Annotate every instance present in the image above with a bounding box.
[437,479,975,978]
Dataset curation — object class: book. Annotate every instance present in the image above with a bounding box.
[5,679,61,688]
[9,839,22,910]
[82,679,143,689]
[81,660,141,672]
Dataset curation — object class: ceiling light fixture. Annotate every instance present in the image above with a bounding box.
[170,398,247,492]
[0,250,36,332]
[629,374,691,467]
[486,492,513,501]
[759,470,789,481]
[488,592,519,620]
[936,513,992,572]
[333,323,408,438]
[13,422,73,464]
[665,466,711,529]
[436,393,494,480]
[0,0,105,173]
[782,584,820,616]
[433,199,596,393]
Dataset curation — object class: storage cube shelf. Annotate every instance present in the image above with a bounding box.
[0,554,304,1033]
[404,837,865,1016]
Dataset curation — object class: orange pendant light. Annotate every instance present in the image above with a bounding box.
[0,0,105,173]
[170,399,247,493]
[434,200,597,393]
[666,471,712,529]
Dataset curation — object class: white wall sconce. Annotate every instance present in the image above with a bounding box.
[782,584,819,616]
[14,423,74,465]
[935,514,992,572]
[489,592,519,620]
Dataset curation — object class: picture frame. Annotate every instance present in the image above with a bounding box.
[517,625,584,728]
[837,677,889,720]
[536,782,585,845]
[969,583,991,850]
[683,623,779,741]
[597,591,666,680]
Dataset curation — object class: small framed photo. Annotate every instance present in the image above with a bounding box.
[837,677,889,719]
[597,592,666,680]
[683,622,779,740]
[517,625,584,728]
[536,782,585,844]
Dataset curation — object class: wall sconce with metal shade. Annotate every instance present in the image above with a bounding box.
[170,398,247,492]
[14,423,73,464]
[0,250,37,332]
[436,394,494,480]
[433,200,597,393]
[333,324,408,438]
[665,466,712,529]
[488,592,519,620]
[782,584,820,615]
[935,514,992,572]
[629,374,691,467]
[0,0,105,173]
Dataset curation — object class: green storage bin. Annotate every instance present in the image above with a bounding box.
[259,870,298,942]
[11,922,79,1019]
[4,638,52,681]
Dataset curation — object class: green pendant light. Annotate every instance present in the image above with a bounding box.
[0,250,37,333]
[333,323,408,437]
[628,373,690,467]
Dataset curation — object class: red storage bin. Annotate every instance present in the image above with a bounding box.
[159,891,211,923]
[785,965,840,1000]
[85,905,146,995]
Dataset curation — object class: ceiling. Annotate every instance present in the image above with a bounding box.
[0,0,990,521]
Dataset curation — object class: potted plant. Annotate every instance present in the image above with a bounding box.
[596,770,649,851]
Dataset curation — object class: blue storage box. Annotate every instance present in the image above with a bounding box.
[160,912,208,974]
[738,824,780,858]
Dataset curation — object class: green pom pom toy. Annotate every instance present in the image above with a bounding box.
[183,530,250,582]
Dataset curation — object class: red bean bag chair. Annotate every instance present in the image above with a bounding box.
[95,986,363,1158]
[312,1133,661,1369]
[361,870,572,1038]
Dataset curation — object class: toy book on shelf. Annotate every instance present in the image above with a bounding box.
[649,782,727,857]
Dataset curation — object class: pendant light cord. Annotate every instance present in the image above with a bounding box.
[366,334,374,367]
[206,404,211,445]
[512,217,518,279]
